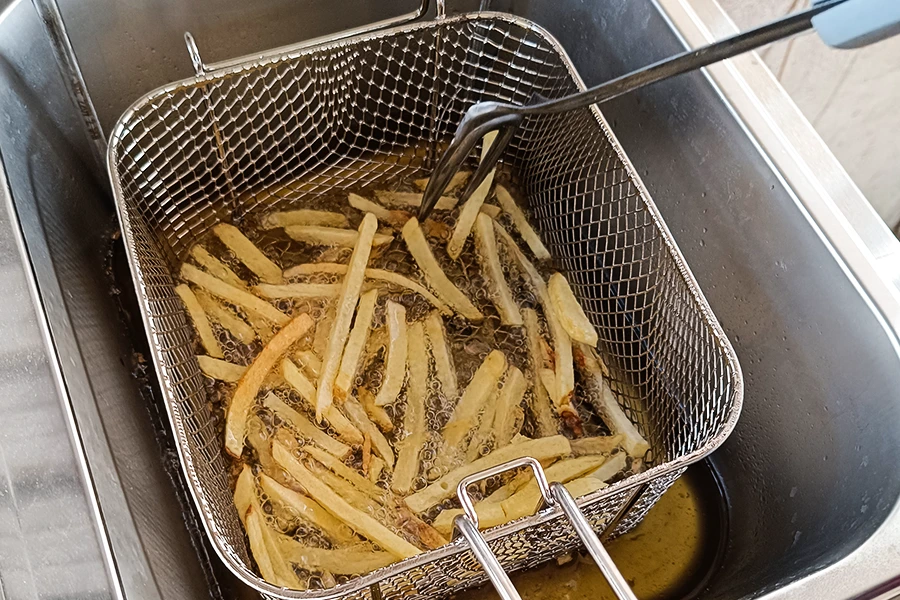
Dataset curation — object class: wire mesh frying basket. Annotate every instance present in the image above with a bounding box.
[108,8,742,600]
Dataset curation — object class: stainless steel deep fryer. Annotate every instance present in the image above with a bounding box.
[107,5,743,599]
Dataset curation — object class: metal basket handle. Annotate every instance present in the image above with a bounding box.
[454,457,639,600]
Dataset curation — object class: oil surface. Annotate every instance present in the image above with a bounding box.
[461,462,725,600]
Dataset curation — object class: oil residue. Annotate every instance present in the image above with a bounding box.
[461,462,725,600]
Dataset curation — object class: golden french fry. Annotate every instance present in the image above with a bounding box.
[285,225,393,247]
[443,350,506,447]
[358,386,394,433]
[273,442,421,559]
[522,308,559,437]
[447,131,498,259]
[195,289,256,343]
[424,311,457,399]
[570,435,625,457]
[275,537,395,575]
[282,359,364,445]
[494,185,551,260]
[375,190,457,211]
[197,355,246,382]
[343,397,394,469]
[317,214,378,422]
[572,343,650,458]
[492,366,526,448]
[413,170,471,194]
[224,314,314,457]
[254,282,342,300]
[234,464,254,525]
[335,289,379,398]
[175,284,224,358]
[479,203,502,219]
[402,218,483,321]
[262,209,349,229]
[263,392,351,459]
[304,445,387,503]
[374,301,407,407]
[258,472,357,545]
[181,263,289,326]
[396,505,448,550]
[474,213,522,325]
[294,349,322,379]
[213,223,283,284]
[190,245,248,289]
[392,321,428,494]
[548,273,598,346]
[404,435,571,513]
[369,456,386,483]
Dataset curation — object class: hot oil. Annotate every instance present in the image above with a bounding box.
[460,461,726,600]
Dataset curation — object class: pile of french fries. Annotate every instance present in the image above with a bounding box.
[175,145,651,590]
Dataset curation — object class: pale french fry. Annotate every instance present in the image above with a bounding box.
[443,350,506,447]
[538,368,557,402]
[284,262,348,277]
[392,322,428,495]
[522,308,559,438]
[510,455,609,502]
[195,289,256,343]
[401,218,483,321]
[494,185,551,260]
[263,392,351,459]
[404,435,571,513]
[213,223,283,284]
[374,301,407,407]
[548,273,598,346]
[310,464,382,514]
[573,343,650,458]
[254,283,341,300]
[375,190,457,211]
[257,509,305,589]
[447,131,498,259]
[258,473,357,544]
[181,263,290,326]
[396,505,448,549]
[369,456,386,483]
[424,311,457,399]
[586,452,627,482]
[362,434,372,475]
[493,366,526,448]
[473,213,522,325]
[197,355,246,382]
[312,304,335,359]
[343,397,394,469]
[175,284,224,358]
[414,170,471,194]
[432,500,505,536]
[466,387,499,462]
[304,445,387,502]
[479,203,502,219]
[282,359,364,445]
[570,435,625,457]
[317,214,378,422]
[224,314,313,456]
[246,311,276,342]
[245,506,280,585]
[273,442,422,559]
[246,418,289,486]
[335,289,378,398]
[294,350,322,379]
[190,244,248,289]
[348,193,410,226]
[285,225,393,247]
[234,464,254,525]
[358,386,394,433]
[276,537,395,575]
[262,209,349,229]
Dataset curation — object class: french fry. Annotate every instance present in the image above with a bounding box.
[392,322,428,494]
[522,308,559,437]
[358,386,394,433]
[273,442,422,559]
[362,434,372,475]
[466,387,499,462]
[404,434,571,513]
[335,289,378,398]
[234,464,254,525]
[245,506,280,585]
[285,225,393,247]
[175,284,224,358]
[586,452,627,482]
[194,289,256,343]
[572,343,650,458]
[369,456,386,483]
[310,463,383,514]
[424,311,457,399]
[254,283,341,300]
[317,214,378,422]
[497,476,606,525]
[343,397,395,469]
[348,193,409,226]
[375,190,457,211]
[275,538,395,575]
[284,262,348,277]
[570,435,625,457]
[538,368,557,402]
[447,131,498,259]
[374,301,407,407]
[548,273,598,346]
[258,473,357,545]
[413,170,471,194]
[181,263,290,326]
[401,218,483,321]
[312,304,335,359]
[294,350,322,378]
[304,445,387,503]
[263,392,351,459]
[443,350,506,447]
[509,455,609,502]
[494,185,551,260]
[492,366,526,448]
[395,505,448,550]
[224,314,313,456]
[262,209,349,229]
[197,355,246,382]
[282,359,364,445]
[473,213,522,325]
[190,244,248,289]
[246,311,276,342]
[213,223,283,284]
[479,203,502,219]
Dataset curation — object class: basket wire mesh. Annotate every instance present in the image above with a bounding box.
[108,11,742,600]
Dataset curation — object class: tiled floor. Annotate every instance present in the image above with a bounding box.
[718,0,900,232]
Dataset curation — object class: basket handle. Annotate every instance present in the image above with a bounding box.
[453,457,639,600]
